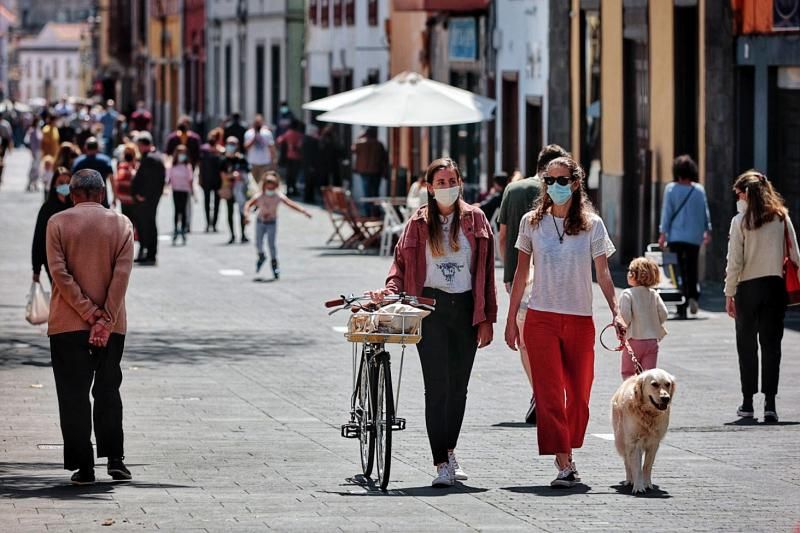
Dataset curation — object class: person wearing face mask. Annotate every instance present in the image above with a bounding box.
[243,114,277,184]
[243,172,311,279]
[657,155,712,318]
[505,156,622,489]
[372,158,497,488]
[724,171,800,423]
[167,145,195,245]
[32,168,73,283]
[220,137,250,244]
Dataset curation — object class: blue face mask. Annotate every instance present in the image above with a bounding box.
[177,154,188,163]
[547,183,574,205]
[55,184,71,196]
[225,144,236,153]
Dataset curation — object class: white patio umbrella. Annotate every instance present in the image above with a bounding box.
[310,71,496,127]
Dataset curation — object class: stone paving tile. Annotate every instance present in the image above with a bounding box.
[1,150,800,531]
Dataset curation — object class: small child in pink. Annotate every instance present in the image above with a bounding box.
[618,257,669,380]
[167,145,194,244]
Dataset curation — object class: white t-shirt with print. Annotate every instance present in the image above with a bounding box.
[425,213,473,293]
[244,127,276,165]
[515,212,615,316]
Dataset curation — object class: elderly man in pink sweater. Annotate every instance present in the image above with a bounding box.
[46,169,134,485]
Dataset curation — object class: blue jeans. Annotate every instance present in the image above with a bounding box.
[256,219,277,260]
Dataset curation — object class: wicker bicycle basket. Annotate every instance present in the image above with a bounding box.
[345,310,425,345]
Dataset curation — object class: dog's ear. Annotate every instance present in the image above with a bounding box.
[634,375,644,403]
[668,374,676,398]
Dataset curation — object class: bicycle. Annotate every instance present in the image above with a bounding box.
[324,292,435,491]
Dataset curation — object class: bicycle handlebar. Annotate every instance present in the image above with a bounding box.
[323,293,436,310]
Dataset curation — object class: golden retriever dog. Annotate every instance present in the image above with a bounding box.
[611,369,676,494]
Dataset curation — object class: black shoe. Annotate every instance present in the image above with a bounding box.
[70,469,96,485]
[764,410,779,423]
[256,253,266,273]
[525,399,537,425]
[107,458,132,480]
[138,258,157,266]
[550,466,578,488]
[241,236,249,244]
[227,235,236,244]
[737,404,754,418]
[271,259,280,280]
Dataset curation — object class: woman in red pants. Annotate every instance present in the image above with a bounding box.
[504,156,624,488]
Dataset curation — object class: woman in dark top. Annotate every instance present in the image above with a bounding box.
[199,128,224,232]
[32,168,73,283]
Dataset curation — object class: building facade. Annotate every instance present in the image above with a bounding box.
[149,0,183,144]
[183,0,206,129]
[494,0,549,177]
[732,0,800,227]
[97,0,149,113]
[562,0,738,280]
[17,22,88,101]
[206,0,305,130]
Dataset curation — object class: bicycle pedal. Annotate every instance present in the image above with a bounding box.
[391,417,406,431]
[341,423,360,438]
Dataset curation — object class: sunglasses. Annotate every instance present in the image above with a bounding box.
[542,175,574,186]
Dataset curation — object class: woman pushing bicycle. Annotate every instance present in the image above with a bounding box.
[371,157,497,487]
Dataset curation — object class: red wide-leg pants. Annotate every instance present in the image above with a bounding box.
[524,309,595,455]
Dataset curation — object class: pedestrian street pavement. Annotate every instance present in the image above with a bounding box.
[1,149,799,531]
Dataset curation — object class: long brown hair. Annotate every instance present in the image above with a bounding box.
[425,158,463,257]
[734,170,787,230]
[528,156,594,234]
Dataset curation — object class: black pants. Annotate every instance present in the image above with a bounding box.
[416,288,477,465]
[203,187,220,229]
[225,197,246,239]
[137,201,159,259]
[285,159,301,196]
[735,276,786,397]
[669,242,700,305]
[50,331,125,471]
[173,191,189,234]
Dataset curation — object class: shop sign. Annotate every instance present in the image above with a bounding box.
[449,18,477,62]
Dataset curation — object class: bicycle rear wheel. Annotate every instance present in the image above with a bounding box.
[356,349,375,477]
[374,354,394,491]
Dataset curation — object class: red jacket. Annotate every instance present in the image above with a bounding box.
[385,201,498,326]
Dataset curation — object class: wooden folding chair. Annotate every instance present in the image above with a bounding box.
[333,188,383,249]
[321,186,348,246]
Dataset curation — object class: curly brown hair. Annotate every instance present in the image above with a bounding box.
[627,257,661,288]
[424,157,463,257]
[528,156,595,235]
[733,170,787,230]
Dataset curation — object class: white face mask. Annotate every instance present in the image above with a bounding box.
[433,186,460,208]
[736,199,747,214]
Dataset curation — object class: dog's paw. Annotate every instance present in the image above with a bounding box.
[631,482,646,494]
[645,481,654,490]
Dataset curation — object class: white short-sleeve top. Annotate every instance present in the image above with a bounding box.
[515,212,615,316]
[424,213,473,294]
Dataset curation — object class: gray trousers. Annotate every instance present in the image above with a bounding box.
[255,219,277,260]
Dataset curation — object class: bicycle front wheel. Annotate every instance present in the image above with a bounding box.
[357,350,375,477]
[374,354,394,491]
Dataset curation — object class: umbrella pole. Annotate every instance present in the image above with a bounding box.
[390,127,399,196]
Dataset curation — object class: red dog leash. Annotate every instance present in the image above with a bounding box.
[600,323,644,375]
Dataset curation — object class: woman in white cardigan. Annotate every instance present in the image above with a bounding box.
[724,170,800,423]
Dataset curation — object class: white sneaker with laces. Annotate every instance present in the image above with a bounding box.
[448,451,468,481]
[431,462,454,487]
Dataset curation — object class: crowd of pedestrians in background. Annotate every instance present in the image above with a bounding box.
[20,99,353,273]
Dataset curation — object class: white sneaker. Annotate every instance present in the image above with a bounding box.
[448,451,468,481]
[431,463,454,487]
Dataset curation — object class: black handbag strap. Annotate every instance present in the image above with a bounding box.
[668,185,695,227]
